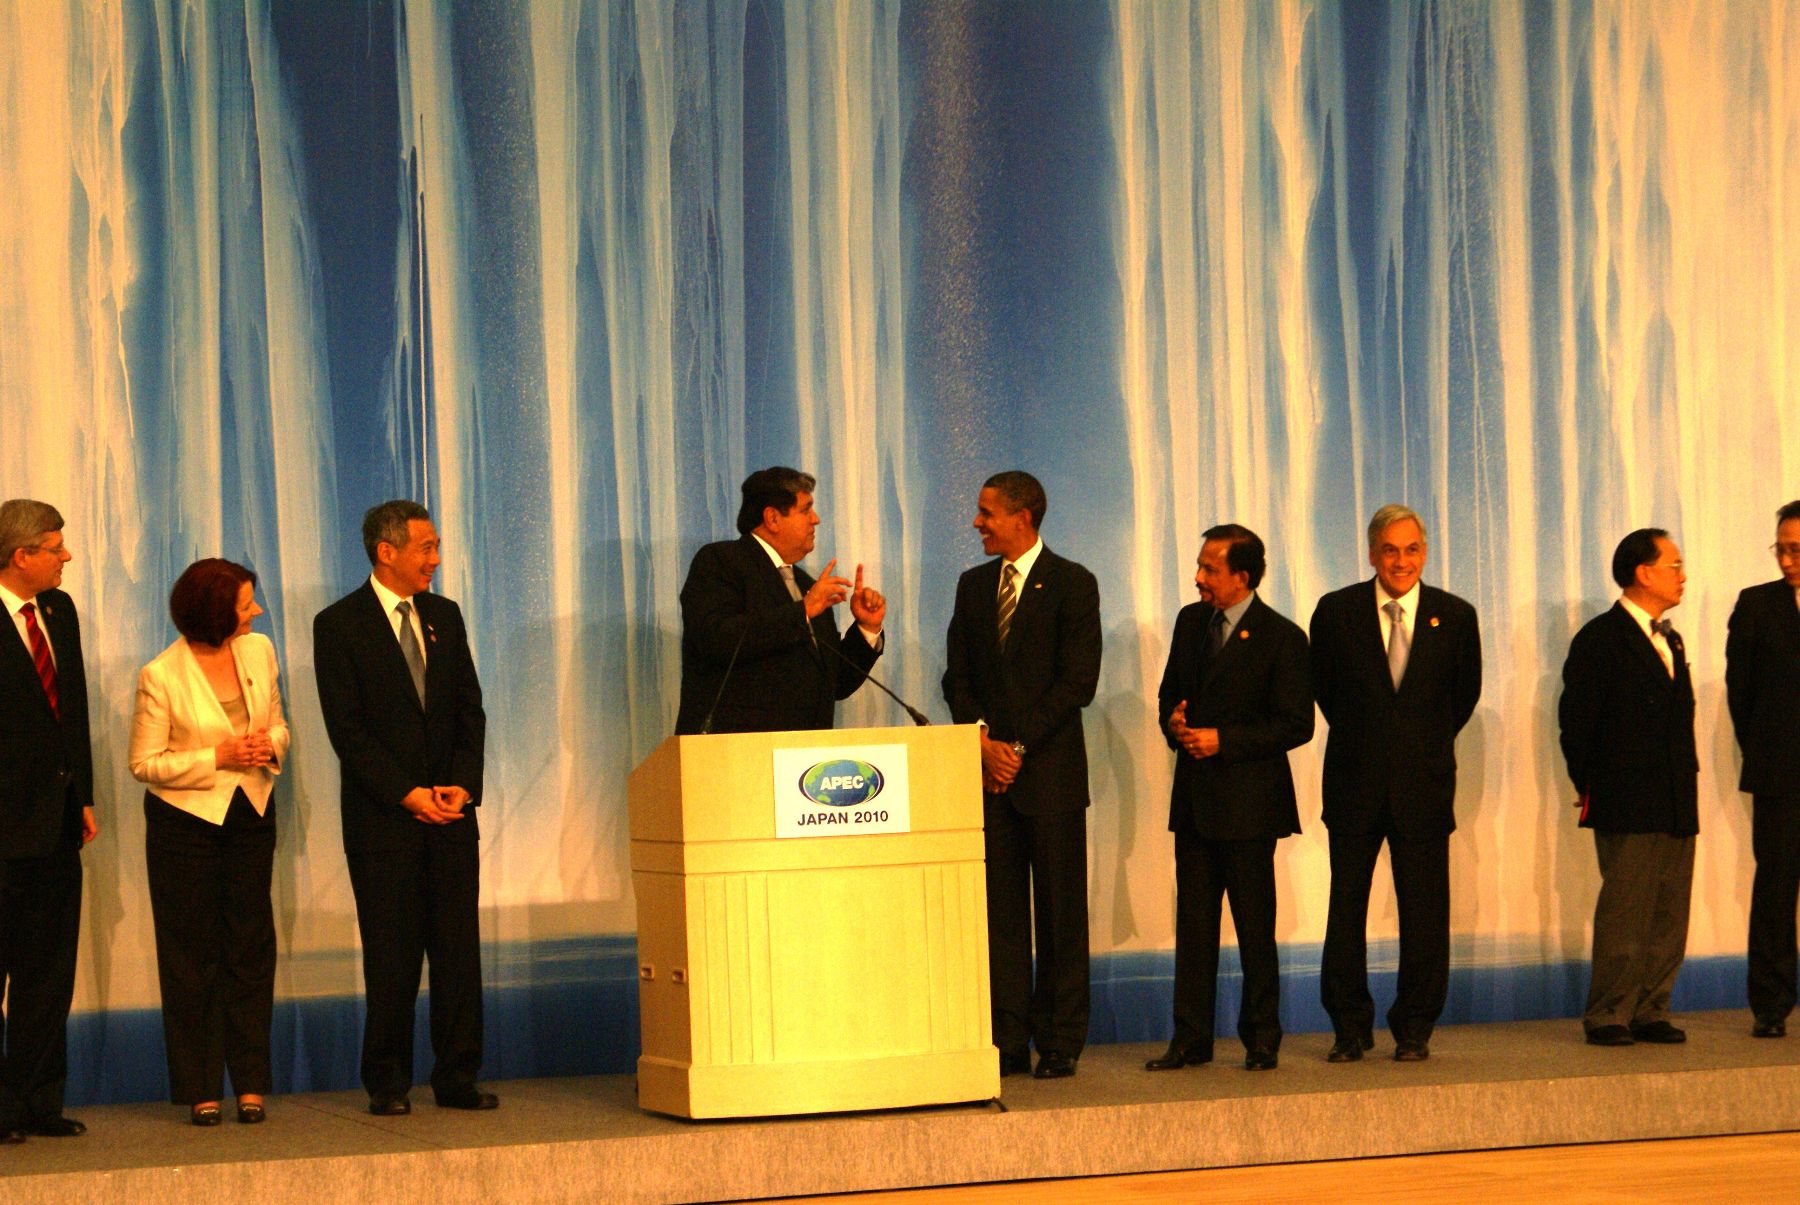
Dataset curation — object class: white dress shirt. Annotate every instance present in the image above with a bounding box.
[1376,579,1421,650]
[1619,595,1675,677]
[0,580,55,666]
[370,574,427,667]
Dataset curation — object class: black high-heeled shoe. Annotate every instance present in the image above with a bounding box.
[190,1103,222,1127]
[236,1102,265,1125]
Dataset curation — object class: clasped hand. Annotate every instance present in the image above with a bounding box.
[803,558,886,629]
[215,729,277,770]
[1167,700,1220,759]
[980,733,1022,794]
[402,785,471,825]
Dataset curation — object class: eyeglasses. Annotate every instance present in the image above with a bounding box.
[1772,544,1800,562]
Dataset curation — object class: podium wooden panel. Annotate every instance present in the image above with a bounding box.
[627,723,998,1118]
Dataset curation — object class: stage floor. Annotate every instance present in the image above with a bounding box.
[4,1009,1797,1203]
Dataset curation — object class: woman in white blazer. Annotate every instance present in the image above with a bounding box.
[128,559,289,1127]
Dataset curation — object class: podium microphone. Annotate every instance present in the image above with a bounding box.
[818,634,931,726]
[698,626,750,735]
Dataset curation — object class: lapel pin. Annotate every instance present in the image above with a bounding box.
[1429,616,1440,627]
[1238,628,1250,639]
[1033,582,1043,589]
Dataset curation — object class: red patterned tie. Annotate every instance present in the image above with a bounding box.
[20,601,60,719]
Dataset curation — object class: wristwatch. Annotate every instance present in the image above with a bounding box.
[1010,740,1026,759]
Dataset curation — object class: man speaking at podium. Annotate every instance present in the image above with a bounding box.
[675,467,887,735]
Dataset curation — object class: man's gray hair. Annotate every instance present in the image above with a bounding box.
[1367,504,1426,551]
[0,499,65,568]
[361,499,433,566]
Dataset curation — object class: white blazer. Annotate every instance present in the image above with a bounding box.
[128,632,290,824]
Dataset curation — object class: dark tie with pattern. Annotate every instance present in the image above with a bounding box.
[1208,607,1227,655]
[20,601,59,719]
[395,600,426,704]
[996,563,1019,650]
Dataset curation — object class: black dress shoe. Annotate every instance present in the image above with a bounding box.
[435,1089,499,1110]
[190,1104,222,1127]
[1144,1042,1213,1070]
[1244,1048,1278,1071]
[24,1117,85,1137]
[1753,1017,1787,1038]
[1630,1020,1686,1044]
[236,1103,266,1125]
[999,1049,1033,1076]
[369,1096,412,1116]
[1393,1039,1430,1062]
[1327,1036,1367,1063]
[1032,1051,1077,1079]
[1585,1024,1634,1046]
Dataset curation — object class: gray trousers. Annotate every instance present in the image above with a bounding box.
[1585,831,1695,1030]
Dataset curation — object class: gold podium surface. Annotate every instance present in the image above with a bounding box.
[627,723,997,1118]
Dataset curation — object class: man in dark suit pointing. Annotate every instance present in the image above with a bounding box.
[1559,528,1698,1047]
[1727,499,1800,1037]
[0,500,98,1143]
[675,466,885,735]
[1146,524,1311,1073]
[943,472,1100,1080]
[314,500,493,1115]
[1311,505,1481,1062]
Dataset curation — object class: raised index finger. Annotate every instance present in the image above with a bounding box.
[854,563,865,591]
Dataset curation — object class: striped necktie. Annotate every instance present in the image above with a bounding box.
[996,563,1019,650]
[20,601,59,719]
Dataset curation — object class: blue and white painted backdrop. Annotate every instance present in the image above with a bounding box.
[2,0,1797,1101]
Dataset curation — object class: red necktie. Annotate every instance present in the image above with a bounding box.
[20,602,60,719]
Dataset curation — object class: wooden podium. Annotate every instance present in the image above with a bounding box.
[627,723,998,1118]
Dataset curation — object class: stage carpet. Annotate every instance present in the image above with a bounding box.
[4,1010,1797,1203]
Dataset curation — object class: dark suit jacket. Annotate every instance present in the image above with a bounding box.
[0,589,93,859]
[1310,580,1482,836]
[1158,596,1313,840]
[942,547,1101,815]
[1726,580,1800,798]
[674,535,880,734]
[1558,602,1698,835]
[313,583,486,853]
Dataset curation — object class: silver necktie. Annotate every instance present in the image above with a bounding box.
[396,600,426,704]
[1385,600,1410,689]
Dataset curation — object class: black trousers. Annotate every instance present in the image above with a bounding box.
[1171,831,1280,1054]
[346,831,483,1100]
[0,828,82,1128]
[144,789,277,1104]
[1748,793,1800,1022]
[1320,828,1451,1044]
[983,795,1089,1060]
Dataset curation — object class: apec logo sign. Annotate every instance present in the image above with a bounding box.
[773,744,910,838]
[799,759,885,808]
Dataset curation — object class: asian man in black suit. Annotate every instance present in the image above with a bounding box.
[943,472,1101,1080]
[1147,524,1312,1073]
[1310,505,1481,1062]
[0,500,98,1144]
[314,500,493,1115]
[1726,499,1800,1038]
[675,466,885,735]
[1559,528,1698,1047]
